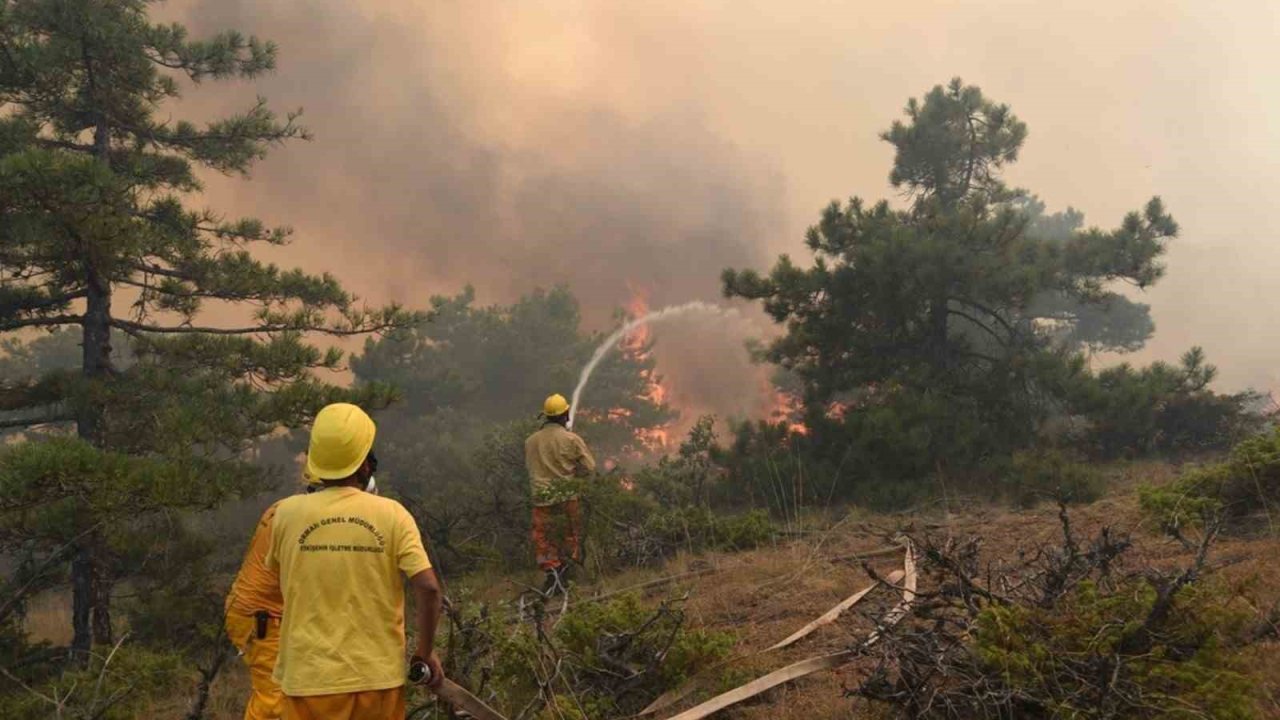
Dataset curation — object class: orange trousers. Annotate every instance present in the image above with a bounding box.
[225,613,284,720]
[532,498,581,570]
[282,687,405,720]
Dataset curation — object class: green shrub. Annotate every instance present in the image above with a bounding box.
[973,578,1255,718]
[1069,348,1264,459]
[415,593,733,719]
[1141,428,1280,529]
[582,471,776,568]
[0,646,186,720]
[856,520,1262,719]
[1004,448,1105,508]
[639,506,773,555]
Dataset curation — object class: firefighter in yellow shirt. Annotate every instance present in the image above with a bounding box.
[525,394,596,595]
[267,403,444,719]
[225,500,287,720]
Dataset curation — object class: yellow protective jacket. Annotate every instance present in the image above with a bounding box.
[225,501,286,720]
[525,423,596,506]
[226,501,285,618]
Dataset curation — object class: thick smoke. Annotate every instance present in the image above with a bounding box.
[165,0,1280,418]
[165,0,786,425]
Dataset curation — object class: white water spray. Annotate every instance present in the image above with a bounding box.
[568,301,735,429]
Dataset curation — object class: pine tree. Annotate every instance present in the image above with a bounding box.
[723,79,1177,475]
[0,0,417,656]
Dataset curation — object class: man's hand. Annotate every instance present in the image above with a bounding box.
[424,650,444,689]
[411,650,444,689]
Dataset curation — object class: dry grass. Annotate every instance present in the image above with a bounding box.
[22,589,72,645]
[141,662,251,720]
[24,458,1280,719]
[597,459,1280,719]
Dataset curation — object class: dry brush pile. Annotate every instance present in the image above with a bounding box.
[852,505,1266,719]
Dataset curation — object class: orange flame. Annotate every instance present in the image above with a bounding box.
[608,282,676,452]
[623,282,653,352]
[768,386,809,436]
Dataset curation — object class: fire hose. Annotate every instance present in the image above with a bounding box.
[414,534,511,720]
[409,659,507,720]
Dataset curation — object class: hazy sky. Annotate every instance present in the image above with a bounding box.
[165,0,1280,420]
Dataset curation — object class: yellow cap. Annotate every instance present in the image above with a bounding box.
[543,393,570,417]
[306,403,376,481]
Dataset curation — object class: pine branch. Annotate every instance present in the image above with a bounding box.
[952,296,1019,338]
[34,138,96,153]
[0,523,102,627]
[0,412,74,430]
[0,314,83,332]
[144,26,277,81]
[946,308,1009,346]
[0,288,88,315]
[130,263,186,280]
[112,316,403,337]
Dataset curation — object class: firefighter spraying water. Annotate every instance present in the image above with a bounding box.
[568,302,737,430]
[525,394,596,595]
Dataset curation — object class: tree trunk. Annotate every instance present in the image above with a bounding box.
[91,545,113,645]
[185,643,232,720]
[70,542,93,659]
[930,292,949,374]
[68,82,117,654]
[72,272,114,654]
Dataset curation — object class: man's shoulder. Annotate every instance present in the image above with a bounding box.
[271,494,304,521]
[263,496,289,517]
[271,492,331,526]
[256,498,287,530]
[356,492,414,518]
[529,424,560,442]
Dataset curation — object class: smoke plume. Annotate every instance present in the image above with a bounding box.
[164,0,1280,424]
[166,0,786,426]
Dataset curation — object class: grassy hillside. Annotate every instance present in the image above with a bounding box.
[22,458,1276,719]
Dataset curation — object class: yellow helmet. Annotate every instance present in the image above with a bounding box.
[543,393,570,417]
[306,403,376,481]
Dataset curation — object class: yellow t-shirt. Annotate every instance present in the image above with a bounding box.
[525,423,596,506]
[225,500,285,618]
[266,487,432,697]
